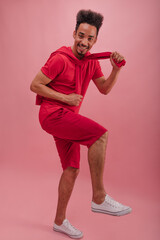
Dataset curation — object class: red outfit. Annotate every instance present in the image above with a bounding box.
[38,46,125,169]
[38,46,104,123]
[41,108,107,169]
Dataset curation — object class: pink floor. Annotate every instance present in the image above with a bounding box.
[0,162,159,240]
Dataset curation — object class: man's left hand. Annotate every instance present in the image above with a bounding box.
[110,51,125,70]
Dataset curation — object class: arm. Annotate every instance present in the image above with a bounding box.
[30,70,83,106]
[93,51,124,95]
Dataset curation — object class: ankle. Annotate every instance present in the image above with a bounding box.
[92,191,106,204]
[54,217,65,226]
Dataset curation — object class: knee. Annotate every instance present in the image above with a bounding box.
[64,167,80,181]
[71,168,80,178]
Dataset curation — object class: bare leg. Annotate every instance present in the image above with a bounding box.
[54,167,79,225]
[88,131,108,204]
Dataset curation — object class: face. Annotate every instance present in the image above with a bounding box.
[72,23,97,59]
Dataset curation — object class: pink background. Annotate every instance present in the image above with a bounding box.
[0,0,160,239]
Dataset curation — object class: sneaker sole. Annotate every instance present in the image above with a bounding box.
[91,207,132,216]
[53,227,83,239]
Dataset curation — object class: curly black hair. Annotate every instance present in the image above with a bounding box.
[75,9,104,36]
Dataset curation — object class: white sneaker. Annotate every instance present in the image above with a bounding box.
[91,194,132,216]
[53,219,83,239]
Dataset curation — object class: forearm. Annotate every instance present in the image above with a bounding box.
[102,68,121,95]
[30,83,67,103]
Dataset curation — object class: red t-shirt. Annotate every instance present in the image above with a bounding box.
[39,46,104,124]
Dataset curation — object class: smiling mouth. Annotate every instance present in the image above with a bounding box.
[77,44,88,52]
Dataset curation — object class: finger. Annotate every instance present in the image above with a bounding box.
[112,52,116,59]
[113,52,119,61]
[117,56,122,63]
[110,52,114,58]
[114,53,124,63]
[118,56,124,63]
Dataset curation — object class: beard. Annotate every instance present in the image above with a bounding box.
[77,43,89,57]
[77,50,84,56]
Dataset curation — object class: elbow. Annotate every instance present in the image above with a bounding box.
[101,88,110,95]
[102,91,108,95]
[30,82,34,92]
[30,82,37,93]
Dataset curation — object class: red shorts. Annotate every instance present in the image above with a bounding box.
[39,107,107,170]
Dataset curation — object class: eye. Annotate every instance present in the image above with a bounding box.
[88,37,93,42]
[79,34,84,39]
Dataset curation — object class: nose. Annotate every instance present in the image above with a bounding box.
[81,38,88,46]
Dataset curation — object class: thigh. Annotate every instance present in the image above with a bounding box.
[42,108,107,148]
[54,136,80,170]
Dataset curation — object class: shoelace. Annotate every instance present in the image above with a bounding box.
[65,220,78,233]
[106,195,122,208]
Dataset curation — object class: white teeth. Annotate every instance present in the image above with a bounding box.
[79,47,86,50]
[78,45,87,50]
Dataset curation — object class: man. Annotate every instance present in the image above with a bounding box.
[30,9,132,239]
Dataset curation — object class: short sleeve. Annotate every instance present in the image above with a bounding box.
[41,54,64,80]
[92,60,104,81]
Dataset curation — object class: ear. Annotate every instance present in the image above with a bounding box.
[73,30,76,39]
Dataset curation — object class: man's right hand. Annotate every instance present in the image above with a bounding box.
[64,93,83,106]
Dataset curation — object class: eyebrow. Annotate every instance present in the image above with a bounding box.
[79,32,95,38]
